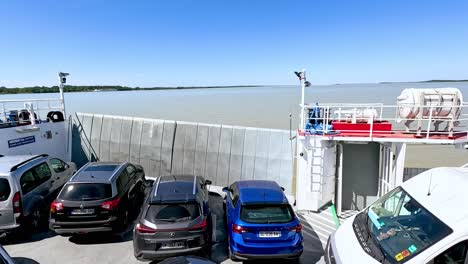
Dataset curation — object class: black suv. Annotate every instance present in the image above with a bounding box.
[49,162,146,234]
[133,175,212,261]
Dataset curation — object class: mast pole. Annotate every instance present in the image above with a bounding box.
[58,72,69,117]
[295,69,307,130]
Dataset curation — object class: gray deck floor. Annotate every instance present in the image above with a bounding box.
[3,192,355,264]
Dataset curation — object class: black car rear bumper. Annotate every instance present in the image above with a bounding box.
[134,246,204,261]
[49,217,119,234]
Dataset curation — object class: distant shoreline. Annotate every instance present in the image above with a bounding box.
[379,79,468,84]
[0,85,264,94]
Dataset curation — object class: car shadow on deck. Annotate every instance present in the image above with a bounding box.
[12,257,41,264]
[67,208,139,244]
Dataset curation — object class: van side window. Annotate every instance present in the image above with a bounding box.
[429,240,468,264]
[20,170,38,194]
[50,158,67,173]
[34,163,52,184]
[0,178,11,201]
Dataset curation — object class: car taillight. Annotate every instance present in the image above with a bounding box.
[101,198,120,210]
[232,224,249,234]
[135,222,157,234]
[12,192,21,215]
[50,200,64,213]
[289,223,302,233]
[189,218,207,231]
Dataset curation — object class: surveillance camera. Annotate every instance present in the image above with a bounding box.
[58,72,70,84]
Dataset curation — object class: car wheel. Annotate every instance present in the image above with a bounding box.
[288,258,300,264]
[227,236,239,262]
[202,232,213,258]
[28,204,46,234]
[228,247,238,261]
[118,210,129,232]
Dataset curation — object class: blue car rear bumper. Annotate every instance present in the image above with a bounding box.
[230,234,303,260]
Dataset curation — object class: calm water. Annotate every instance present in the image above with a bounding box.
[1,82,468,167]
[2,82,468,130]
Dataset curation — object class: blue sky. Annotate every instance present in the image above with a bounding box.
[0,0,467,87]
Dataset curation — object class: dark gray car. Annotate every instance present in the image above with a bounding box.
[133,175,212,261]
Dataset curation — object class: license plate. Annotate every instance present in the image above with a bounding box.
[160,242,185,249]
[259,231,281,238]
[71,208,95,215]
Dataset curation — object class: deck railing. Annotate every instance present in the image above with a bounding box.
[0,98,64,128]
[300,102,468,141]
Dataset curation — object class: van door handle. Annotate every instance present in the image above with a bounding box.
[56,177,60,180]
[51,180,55,184]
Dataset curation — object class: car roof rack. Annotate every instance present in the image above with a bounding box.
[153,176,162,196]
[10,154,48,172]
[192,175,197,195]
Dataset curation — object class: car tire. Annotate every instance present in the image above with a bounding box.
[288,258,300,264]
[201,233,212,259]
[228,247,238,262]
[116,210,129,233]
[25,203,47,236]
[227,237,239,262]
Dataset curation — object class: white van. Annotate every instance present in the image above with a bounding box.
[326,167,468,264]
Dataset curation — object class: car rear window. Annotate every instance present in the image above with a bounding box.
[59,183,112,201]
[241,204,294,224]
[145,203,200,223]
[0,178,11,201]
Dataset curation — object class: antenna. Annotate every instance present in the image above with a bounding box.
[427,171,433,196]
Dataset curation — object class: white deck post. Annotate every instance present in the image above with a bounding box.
[299,69,306,130]
[59,82,66,117]
[58,72,69,117]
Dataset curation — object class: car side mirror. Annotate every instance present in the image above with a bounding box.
[281,187,285,191]
[222,187,230,193]
[205,180,212,186]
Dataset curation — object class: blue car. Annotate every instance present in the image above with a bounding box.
[223,180,303,262]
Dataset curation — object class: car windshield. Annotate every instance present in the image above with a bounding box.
[0,178,10,201]
[367,187,452,263]
[241,204,294,224]
[145,203,200,223]
[59,183,112,201]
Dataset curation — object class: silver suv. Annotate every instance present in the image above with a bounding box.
[0,154,76,236]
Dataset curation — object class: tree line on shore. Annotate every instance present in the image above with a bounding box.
[0,85,261,94]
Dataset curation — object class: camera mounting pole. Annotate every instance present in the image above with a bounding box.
[58,72,69,116]
[294,69,310,130]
